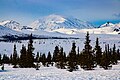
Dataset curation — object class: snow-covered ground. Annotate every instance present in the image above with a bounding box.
[0,61,120,80]
[0,33,120,55]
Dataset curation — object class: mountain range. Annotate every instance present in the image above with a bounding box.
[0,14,120,40]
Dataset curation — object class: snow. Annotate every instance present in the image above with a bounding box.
[0,25,25,37]
[0,20,10,25]
[0,16,120,39]
[0,20,22,31]
[0,61,120,80]
[0,15,120,80]
[0,33,119,56]
[21,29,73,38]
[0,19,120,56]
[29,14,95,31]
[100,22,114,27]
[53,24,120,35]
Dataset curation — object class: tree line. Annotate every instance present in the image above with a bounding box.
[0,32,120,72]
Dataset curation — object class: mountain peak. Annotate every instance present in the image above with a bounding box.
[0,20,22,31]
[100,22,114,27]
[30,14,95,31]
[43,14,66,23]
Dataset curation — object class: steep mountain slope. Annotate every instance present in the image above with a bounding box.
[78,22,120,34]
[0,25,24,37]
[100,22,120,32]
[30,14,95,31]
[0,20,23,31]
[53,22,120,35]
[100,22,114,27]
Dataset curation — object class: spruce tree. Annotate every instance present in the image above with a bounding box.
[56,47,66,69]
[26,34,35,67]
[107,44,112,62]
[77,47,80,64]
[35,52,40,62]
[109,48,112,62]
[63,52,67,63]
[12,44,18,68]
[67,42,78,72]
[94,37,102,65]
[111,44,118,64]
[19,45,27,68]
[41,53,46,66]
[35,52,40,70]
[2,54,9,64]
[53,46,59,62]
[0,54,2,65]
[39,53,42,63]
[79,32,95,70]
[47,51,52,64]
[117,49,120,60]
[100,45,112,70]
[10,54,13,64]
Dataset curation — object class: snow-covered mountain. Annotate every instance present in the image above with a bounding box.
[0,20,23,31]
[0,22,78,40]
[53,22,120,35]
[100,22,114,28]
[100,22,120,32]
[0,15,120,41]
[30,14,95,31]
[0,25,25,37]
[76,22,120,34]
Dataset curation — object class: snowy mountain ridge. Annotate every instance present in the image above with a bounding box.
[0,25,25,37]
[100,22,114,28]
[0,15,120,40]
[0,20,23,31]
[30,14,95,31]
[53,22,120,35]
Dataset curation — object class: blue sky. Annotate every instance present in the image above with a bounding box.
[0,0,120,26]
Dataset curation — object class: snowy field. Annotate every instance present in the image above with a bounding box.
[0,31,120,80]
[0,61,120,80]
[0,34,120,55]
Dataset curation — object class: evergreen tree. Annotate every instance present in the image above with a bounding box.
[67,42,78,72]
[109,48,112,62]
[77,47,80,64]
[100,45,112,70]
[111,44,118,64]
[10,54,13,64]
[19,45,27,68]
[41,54,46,66]
[79,32,95,70]
[94,37,102,65]
[107,44,112,62]
[117,49,120,60]
[0,54,2,65]
[77,47,79,54]
[47,51,52,64]
[2,54,10,64]
[39,53,42,62]
[35,52,40,70]
[63,52,67,63]
[12,44,18,68]
[26,34,35,67]
[35,52,40,62]
[53,46,59,62]
[56,47,66,69]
